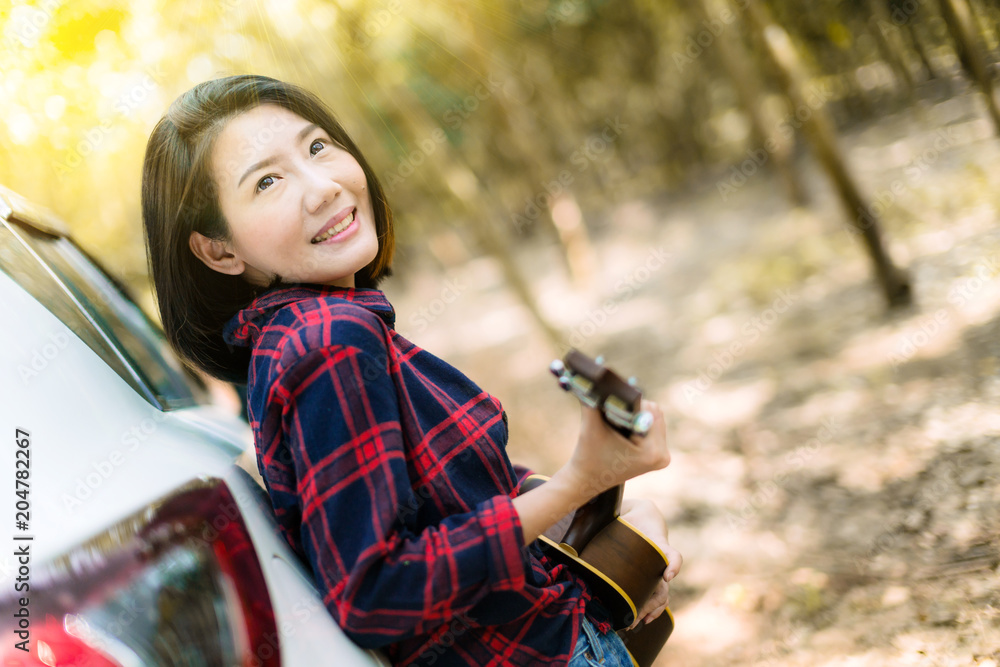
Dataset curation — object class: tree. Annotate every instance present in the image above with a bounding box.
[745,0,912,308]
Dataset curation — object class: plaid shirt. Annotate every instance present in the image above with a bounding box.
[224,284,611,666]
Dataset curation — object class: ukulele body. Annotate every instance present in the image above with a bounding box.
[521,475,674,667]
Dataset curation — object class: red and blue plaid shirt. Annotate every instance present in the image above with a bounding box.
[224,284,610,666]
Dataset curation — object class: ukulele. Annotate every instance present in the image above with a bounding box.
[519,349,674,667]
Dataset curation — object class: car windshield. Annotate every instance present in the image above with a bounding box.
[2,220,205,409]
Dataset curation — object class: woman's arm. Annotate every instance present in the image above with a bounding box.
[274,342,529,649]
[512,399,670,545]
[511,468,594,544]
[509,463,577,542]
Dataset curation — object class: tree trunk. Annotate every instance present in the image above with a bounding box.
[866,0,918,99]
[938,0,1000,136]
[967,0,1000,58]
[691,0,807,207]
[901,20,941,81]
[744,0,913,309]
[488,62,598,289]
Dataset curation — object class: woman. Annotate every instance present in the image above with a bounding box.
[141,74,681,667]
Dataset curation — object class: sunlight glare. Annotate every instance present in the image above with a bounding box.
[186,54,216,84]
[44,94,66,120]
[7,109,37,145]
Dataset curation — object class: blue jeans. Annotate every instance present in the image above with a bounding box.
[568,615,634,667]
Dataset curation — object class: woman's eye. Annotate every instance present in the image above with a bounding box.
[252,140,329,195]
[255,175,275,194]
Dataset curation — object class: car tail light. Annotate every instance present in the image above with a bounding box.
[1,478,280,666]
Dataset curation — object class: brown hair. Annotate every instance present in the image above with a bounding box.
[141,74,395,383]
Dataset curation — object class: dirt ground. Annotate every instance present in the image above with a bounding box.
[383,88,1000,666]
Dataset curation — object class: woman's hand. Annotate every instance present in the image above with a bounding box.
[619,497,683,630]
[564,398,670,499]
[512,399,670,547]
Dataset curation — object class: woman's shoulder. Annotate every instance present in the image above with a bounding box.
[260,293,391,374]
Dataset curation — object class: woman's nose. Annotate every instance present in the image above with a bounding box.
[303,166,344,214]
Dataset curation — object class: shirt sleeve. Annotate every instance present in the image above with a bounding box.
[273,341,529,649]
[511,463,536,496]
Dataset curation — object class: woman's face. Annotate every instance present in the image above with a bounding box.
[204,103,378,288]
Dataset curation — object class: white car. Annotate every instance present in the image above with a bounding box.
[0,185,389,667]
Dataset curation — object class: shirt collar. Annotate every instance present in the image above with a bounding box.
[223,283,396,348]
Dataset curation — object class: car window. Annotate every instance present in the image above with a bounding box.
[0,220,206,409]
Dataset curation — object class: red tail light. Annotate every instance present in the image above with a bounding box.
[1,478,279,666]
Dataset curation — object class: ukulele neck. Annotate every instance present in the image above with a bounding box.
[561,484,623,555]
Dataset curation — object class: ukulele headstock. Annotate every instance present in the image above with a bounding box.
[550,348,653,438]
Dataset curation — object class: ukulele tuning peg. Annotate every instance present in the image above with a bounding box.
[627,376,637,386]
[595,355,604,365]
[549,359,565,376]
[633,410,654,436]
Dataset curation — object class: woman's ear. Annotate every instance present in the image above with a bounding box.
[189,231,245,275]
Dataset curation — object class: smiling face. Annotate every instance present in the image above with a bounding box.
[201,103,379,288]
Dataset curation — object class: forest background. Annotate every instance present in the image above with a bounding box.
[2,0,1000,664]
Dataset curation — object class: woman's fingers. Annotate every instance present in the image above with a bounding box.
[619,498,683,579]
[573,400,669,491]
[618,498,683,629]
[631,579,670,629]
[662,542,683,582]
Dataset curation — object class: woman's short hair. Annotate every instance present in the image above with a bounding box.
[141,74,395,384]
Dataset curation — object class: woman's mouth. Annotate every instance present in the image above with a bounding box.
[311,210,356,244]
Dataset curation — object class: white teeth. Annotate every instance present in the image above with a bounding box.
[312,211,355,243]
